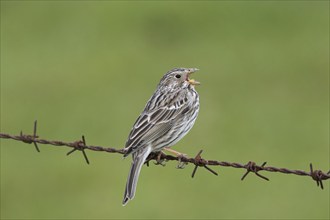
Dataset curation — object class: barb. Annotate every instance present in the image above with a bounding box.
[19,120,40,152]
[66,135,90,165]
[1,121,329,189]
[241,161,269,181]
[191,150,218,178]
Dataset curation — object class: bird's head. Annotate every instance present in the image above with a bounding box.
[158,67,200,90]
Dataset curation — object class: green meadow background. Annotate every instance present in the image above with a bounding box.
[1,1,329,219]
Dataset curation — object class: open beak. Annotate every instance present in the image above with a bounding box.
[187,68,200,85]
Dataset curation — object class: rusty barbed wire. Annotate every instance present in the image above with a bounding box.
[0,121,329,189]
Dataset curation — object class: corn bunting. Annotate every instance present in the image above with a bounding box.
[123,67,200,205]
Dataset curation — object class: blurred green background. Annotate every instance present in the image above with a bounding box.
[1,1,329,219]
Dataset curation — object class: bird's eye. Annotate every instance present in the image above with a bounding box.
[175,74,181,79]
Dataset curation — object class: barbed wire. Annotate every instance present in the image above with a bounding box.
[1,121,329,189]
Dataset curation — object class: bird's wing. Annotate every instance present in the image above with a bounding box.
[124,92,189,156]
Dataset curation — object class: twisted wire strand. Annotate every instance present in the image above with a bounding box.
[1,121,329,189]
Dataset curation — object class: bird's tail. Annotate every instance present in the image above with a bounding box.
[122,147,151,206]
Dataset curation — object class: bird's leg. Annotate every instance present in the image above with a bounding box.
[163,147,188,169]
[153,151,166,166]
[163,147,187,157]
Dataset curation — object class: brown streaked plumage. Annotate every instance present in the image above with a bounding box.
[123,67,200,205]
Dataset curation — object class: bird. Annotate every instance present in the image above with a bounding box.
[122,67,201,206]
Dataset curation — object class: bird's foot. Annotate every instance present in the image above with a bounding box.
[162,147,188,169]
[176,154,189,169]
[153,151,166,166]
